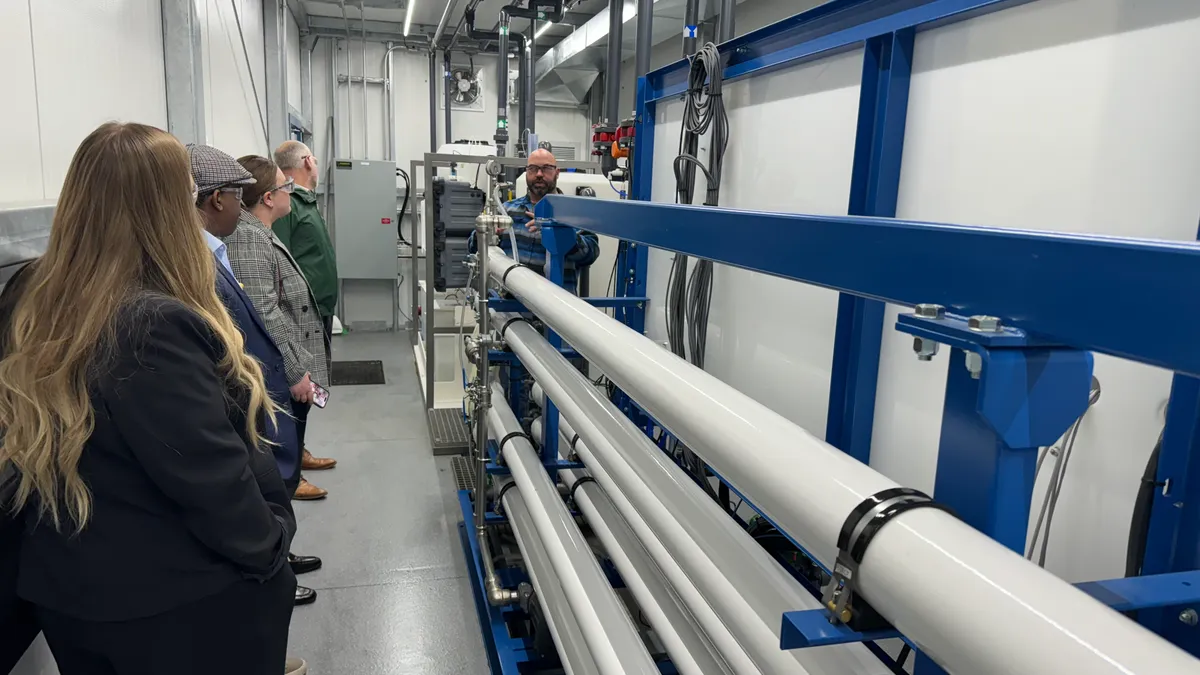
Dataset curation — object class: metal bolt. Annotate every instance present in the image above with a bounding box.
[964,351,983,379]
[1180,609,1198,626]
[969,315,1003,332]
[913,303,945,319]
[913,337,939,361]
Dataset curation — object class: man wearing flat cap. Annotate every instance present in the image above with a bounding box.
[187,145,324,620]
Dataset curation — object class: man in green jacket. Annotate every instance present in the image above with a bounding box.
[274,140,339,474]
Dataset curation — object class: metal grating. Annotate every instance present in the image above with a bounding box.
[429,407,471,456]
[450,455,475,492]
[330,360,386,386]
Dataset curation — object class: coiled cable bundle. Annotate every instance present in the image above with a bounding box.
[666,42,727,369]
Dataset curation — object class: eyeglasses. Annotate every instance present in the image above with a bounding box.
[195,185,244,205]
[526,164,558,175]
[268,178,296,195]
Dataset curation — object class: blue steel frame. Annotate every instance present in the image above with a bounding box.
[516,0,1200,670]
[464,0,1200,671]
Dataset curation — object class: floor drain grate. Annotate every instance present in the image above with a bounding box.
[330,360,386,386]
[450,455,475,492]
[429,408,471,456]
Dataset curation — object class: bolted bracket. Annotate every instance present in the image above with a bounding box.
[896,309,1093,448]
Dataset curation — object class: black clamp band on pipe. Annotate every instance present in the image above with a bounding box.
[501,263,529,286]
[495,481,520,515]
[568,476,597,506]
[823,487,955,630]
[498,432,532,459]
[500,316,531,338]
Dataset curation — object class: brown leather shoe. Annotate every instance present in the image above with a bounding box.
[301,448,337,471]
[292,477,328,501]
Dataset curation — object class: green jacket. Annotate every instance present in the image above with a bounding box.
[272,185,338,318]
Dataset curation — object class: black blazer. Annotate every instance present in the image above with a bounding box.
[13,293,296,622]
[213,257,300,479]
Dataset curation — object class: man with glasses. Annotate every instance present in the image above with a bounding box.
[469,148,599,293]
[188,147,320,653]
[272,141,339,474]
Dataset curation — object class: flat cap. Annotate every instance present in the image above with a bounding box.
[187,144,256,194]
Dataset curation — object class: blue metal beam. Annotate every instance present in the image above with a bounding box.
[826,28,913,464]
[645,0,1034,102]
[534,195,1200,377]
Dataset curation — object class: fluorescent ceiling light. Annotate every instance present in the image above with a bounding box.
[404,0,416,36]
[534,21,554,39]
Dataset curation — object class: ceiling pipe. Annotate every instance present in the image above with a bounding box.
[717,0,734,42]
[682,0,699,56]
[431,0,462,49]
[443,49,453,144]
[487,246,1200,675]
[603,0,622,125]
[634,0,653,84]
[465,5,525,156]
[429,51,439,152]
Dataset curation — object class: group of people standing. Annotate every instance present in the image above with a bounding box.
[0,123,343,675]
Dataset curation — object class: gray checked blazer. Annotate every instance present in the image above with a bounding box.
[223,210,330,388]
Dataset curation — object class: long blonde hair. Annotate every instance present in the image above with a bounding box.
[0,122,275,531]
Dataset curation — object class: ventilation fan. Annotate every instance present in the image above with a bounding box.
[450,67,481,107]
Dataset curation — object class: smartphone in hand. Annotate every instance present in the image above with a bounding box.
[312,382,330,409]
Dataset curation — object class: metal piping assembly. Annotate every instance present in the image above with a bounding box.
[499,314,880,674]
[468,161,517,607]
[487,383,659,675]
[488,246,1200,675]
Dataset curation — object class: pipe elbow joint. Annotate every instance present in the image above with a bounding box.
[486,577,520,606]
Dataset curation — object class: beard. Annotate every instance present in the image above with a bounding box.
[528,177,554,200]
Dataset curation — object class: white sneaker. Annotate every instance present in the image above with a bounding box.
[285,657,308,675]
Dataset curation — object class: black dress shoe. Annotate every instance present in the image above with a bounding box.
[295,586,317,606]
[289,553,322,575]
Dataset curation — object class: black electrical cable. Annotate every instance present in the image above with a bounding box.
[1126,431,1164,578]
[665,42,728,499]
[396,167,411,244]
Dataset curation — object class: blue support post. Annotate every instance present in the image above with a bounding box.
[536,221,579,462]
[1140,373,1200,655]
[826,28,913,464]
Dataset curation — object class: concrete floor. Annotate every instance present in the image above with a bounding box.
[286,331,488,675]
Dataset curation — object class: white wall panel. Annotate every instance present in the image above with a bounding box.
[648,50,863,436]
[29,0,167,197]
[203,0,269,157]
[0,0,45,202]
[877,0,1200,583]
[286,9,302,111]
[535,106,591,155]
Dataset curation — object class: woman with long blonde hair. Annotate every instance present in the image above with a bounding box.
[0,122,297,675]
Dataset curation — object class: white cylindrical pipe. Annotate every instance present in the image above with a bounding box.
[503,485,601,675]
[490,248,1200,675]
[530,418,734,675]
[534,403,761,675]
[487,384,658,675]
[504,315,882,675]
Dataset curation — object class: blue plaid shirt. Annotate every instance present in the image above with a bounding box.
[469,194,600,291]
